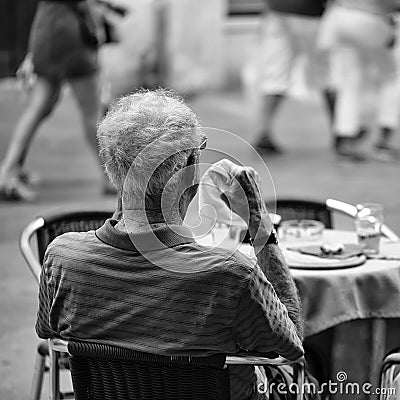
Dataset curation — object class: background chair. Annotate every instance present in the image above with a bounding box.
[266,198,333,229]
[20,210,113,400]
[50,339,305,400]
[263,197,399,241]
[326,198,399,241]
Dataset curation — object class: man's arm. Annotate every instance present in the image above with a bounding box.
[221,163,303,339]
[248,209,304,339]
[35,251,56,339]
[232,263,304,359]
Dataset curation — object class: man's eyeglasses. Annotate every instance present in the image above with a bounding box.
[199,137,207,151]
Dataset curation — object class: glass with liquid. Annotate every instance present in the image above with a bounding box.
[355,203,383,255]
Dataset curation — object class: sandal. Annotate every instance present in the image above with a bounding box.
[19,169,41,186]
[0,179,36,202]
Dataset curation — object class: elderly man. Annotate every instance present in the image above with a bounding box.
[36,89,304,400]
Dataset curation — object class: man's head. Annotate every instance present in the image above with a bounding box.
[97,89,205,223]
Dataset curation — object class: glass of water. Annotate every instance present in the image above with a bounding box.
[355,203,383,255]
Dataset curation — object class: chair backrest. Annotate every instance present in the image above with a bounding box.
[266,198,333,229]
[66,340,230,400]
[35,210,113,264]
[20,210,114,283]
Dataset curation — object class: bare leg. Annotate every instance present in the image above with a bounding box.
[0,76,60,200]
[68,73,115,194]
[68,73,101,160]
[254,94,285,154]
[19,85,60,170]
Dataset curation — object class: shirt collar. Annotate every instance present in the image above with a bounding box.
[95,219,194,252]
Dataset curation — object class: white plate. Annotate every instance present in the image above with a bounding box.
[283,249,367,270]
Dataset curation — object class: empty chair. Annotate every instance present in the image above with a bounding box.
[266,198,333,228]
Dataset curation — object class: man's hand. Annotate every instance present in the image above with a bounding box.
[217,161,272,238]
[16,53,36,91]
[219,162,264,220]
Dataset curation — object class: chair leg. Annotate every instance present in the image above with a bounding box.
[30,341,49,400]
[50,347,61,400]
[30,351,46,400]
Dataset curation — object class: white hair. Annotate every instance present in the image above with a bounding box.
[97,89,204,203]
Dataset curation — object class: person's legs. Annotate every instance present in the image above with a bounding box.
[374,47,400,160]
[255,94,285,154]
[0,76,60,200]
[255,12,295,154]
[331,45,367,161]
[333,46,363,138]
[318,6,378,160]
[68,72,115,193]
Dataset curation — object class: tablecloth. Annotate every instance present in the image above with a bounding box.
[286,230,400,337]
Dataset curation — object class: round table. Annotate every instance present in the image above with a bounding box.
[283,230,400,399]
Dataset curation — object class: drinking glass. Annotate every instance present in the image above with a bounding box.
[355,203,383,255]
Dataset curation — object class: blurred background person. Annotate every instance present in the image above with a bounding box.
[318,0,400,162]
[0,0,104,201]
[254,0,332,155]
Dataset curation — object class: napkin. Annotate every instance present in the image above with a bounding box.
[287,243,364,260]
[198,159,248,228]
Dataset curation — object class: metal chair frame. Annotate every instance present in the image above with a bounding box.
[50,339,305,400]
[326,198,399,241]
[379,351,400,400]
[264,197,399,242]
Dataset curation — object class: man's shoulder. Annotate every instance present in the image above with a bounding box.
[187,242,258,278]
[45,231,98,259]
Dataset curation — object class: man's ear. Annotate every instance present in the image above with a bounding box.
[112,195,123,220]
[177,152,199,217]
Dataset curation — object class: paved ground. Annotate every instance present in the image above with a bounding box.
[1,82,399,399]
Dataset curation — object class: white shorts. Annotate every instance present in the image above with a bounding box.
[257,12,324,95]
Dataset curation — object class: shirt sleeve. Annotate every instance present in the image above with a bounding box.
[35,249,57,339]
[232,264,304,360]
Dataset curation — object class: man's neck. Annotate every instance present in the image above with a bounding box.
[115,213,182,234]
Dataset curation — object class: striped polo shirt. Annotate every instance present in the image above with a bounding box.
[36,219,303,400]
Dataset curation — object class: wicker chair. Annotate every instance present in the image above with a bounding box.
[50,339,305,400]
[326,198,399,241]
[266,198,333,229]
[262,198,399,241]
[20,210,113,400]
[21,209,305,400]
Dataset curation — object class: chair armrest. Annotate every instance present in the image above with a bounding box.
[326,198,399,241]
[49,339,69,354]
[19,217,45,284]
[380,225,400,242]
[382,352,400,367]
[226,353,304,366]
[326,198,357,218]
